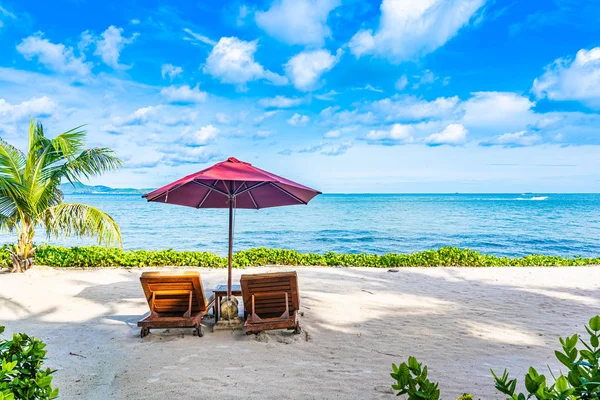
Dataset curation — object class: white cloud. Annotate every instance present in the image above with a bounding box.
[255,0,340,46]
[161,64,183,80]
[365,84,383,93]
[0,5,16,29]
[395,75,408,90]
[315,90,339,101]
[481,130,541,147]
[411,69,449,88]
[285,49,340,91]
[532,47,600,108]
[182,125,220,146]
[255,129,275,138]
[215,113,230,124]
[130,19,141,25]
[0,96,58,122]
[203,37,287,89]
[0,6,16,19]
[287,113,310,126]
[462,92,536,130]
[94,26,138,69]
[320,106,377,126]
[254,110,278,124]
[366,123,415,143]
[424,124,468,146]
[349,0,485,63]
[322,141,352,156]
[78,31,94,53]
[371,95,461,122]
[115,105,160,126]
[160,84,207,103]
[16,33,91,76]
[162,146,221,166]
[111,105,198,128]
[237,5,251,26]
[183,28,217,46]
[259,95,304,108]
[324,129,341,138]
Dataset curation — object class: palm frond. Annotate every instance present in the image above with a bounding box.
[0,140,27,222]
[50,125,86,161]
[60,147,123,184]
[0,138,25,182]
[43,202,122,247]
[0,213,16,232]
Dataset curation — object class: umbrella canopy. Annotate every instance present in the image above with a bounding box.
[143,157,321,298]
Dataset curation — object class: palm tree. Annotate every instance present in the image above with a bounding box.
[0,120,123,272]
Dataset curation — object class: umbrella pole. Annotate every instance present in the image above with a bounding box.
[227,196,233,299]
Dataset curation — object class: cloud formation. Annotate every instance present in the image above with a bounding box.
[424,124,468,146]
[349,0,485,63]
[94,25,138,69]
[285,49,341,91]
[255,0,340,46]
[259,96,304,108]
[17,33,92,76]
[287,113,310,126]
[161,64,183,80]
[160,85,207,103]
[203,37,287,89]
[533,47,600,108]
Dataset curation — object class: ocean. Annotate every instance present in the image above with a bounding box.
[1,194,599,257]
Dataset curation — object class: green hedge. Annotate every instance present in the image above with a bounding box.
[1,245,598,268]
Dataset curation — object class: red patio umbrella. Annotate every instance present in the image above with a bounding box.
[142,157,321,299]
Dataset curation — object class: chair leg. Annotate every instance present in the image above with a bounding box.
[194,325,204,337]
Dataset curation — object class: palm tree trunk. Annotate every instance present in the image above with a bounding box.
[10,228,35,273]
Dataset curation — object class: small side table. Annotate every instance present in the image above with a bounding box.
[213,284,242,323]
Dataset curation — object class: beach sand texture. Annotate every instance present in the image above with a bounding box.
[1,266,599,399]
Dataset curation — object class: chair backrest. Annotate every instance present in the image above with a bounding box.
[140,271,208,314]
[240,272,299,318]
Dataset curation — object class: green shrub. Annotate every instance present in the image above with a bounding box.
[0,326,58,400]
[492,315,600,399]
[0,244,598,269]
[391,356,440,399]
[393,316,600,399]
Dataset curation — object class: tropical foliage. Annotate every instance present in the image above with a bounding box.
[492,315,600,399]
[0,245,596,269]
[0,326,58,400]
[391,356,440,399]
[392,316,600,399]
[0,121,122,272]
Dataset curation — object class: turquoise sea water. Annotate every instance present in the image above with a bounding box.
[1,194,599,257]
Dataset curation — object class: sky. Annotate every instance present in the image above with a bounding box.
[0,0,599,193]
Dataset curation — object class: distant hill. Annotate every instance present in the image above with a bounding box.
[60,182,153,195]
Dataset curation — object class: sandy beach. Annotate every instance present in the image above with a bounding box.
[1,266,599,399]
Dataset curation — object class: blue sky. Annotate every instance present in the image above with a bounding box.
[1,0,599,193]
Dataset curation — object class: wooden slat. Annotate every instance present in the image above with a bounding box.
[240,272,299,323]
[138,271,213,336]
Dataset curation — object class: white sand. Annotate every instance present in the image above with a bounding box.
[1,266,599,399]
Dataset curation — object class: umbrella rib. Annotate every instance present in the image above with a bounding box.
[247,188,259,209]
[192,180,229,197]
[232,181,247,195]
[234,181,269,197]
[268,182,307,205]
[197,181,218,208]
[145,179,196,202]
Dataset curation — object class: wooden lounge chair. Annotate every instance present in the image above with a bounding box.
[138,271,215,338]
[240,271,301,334]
